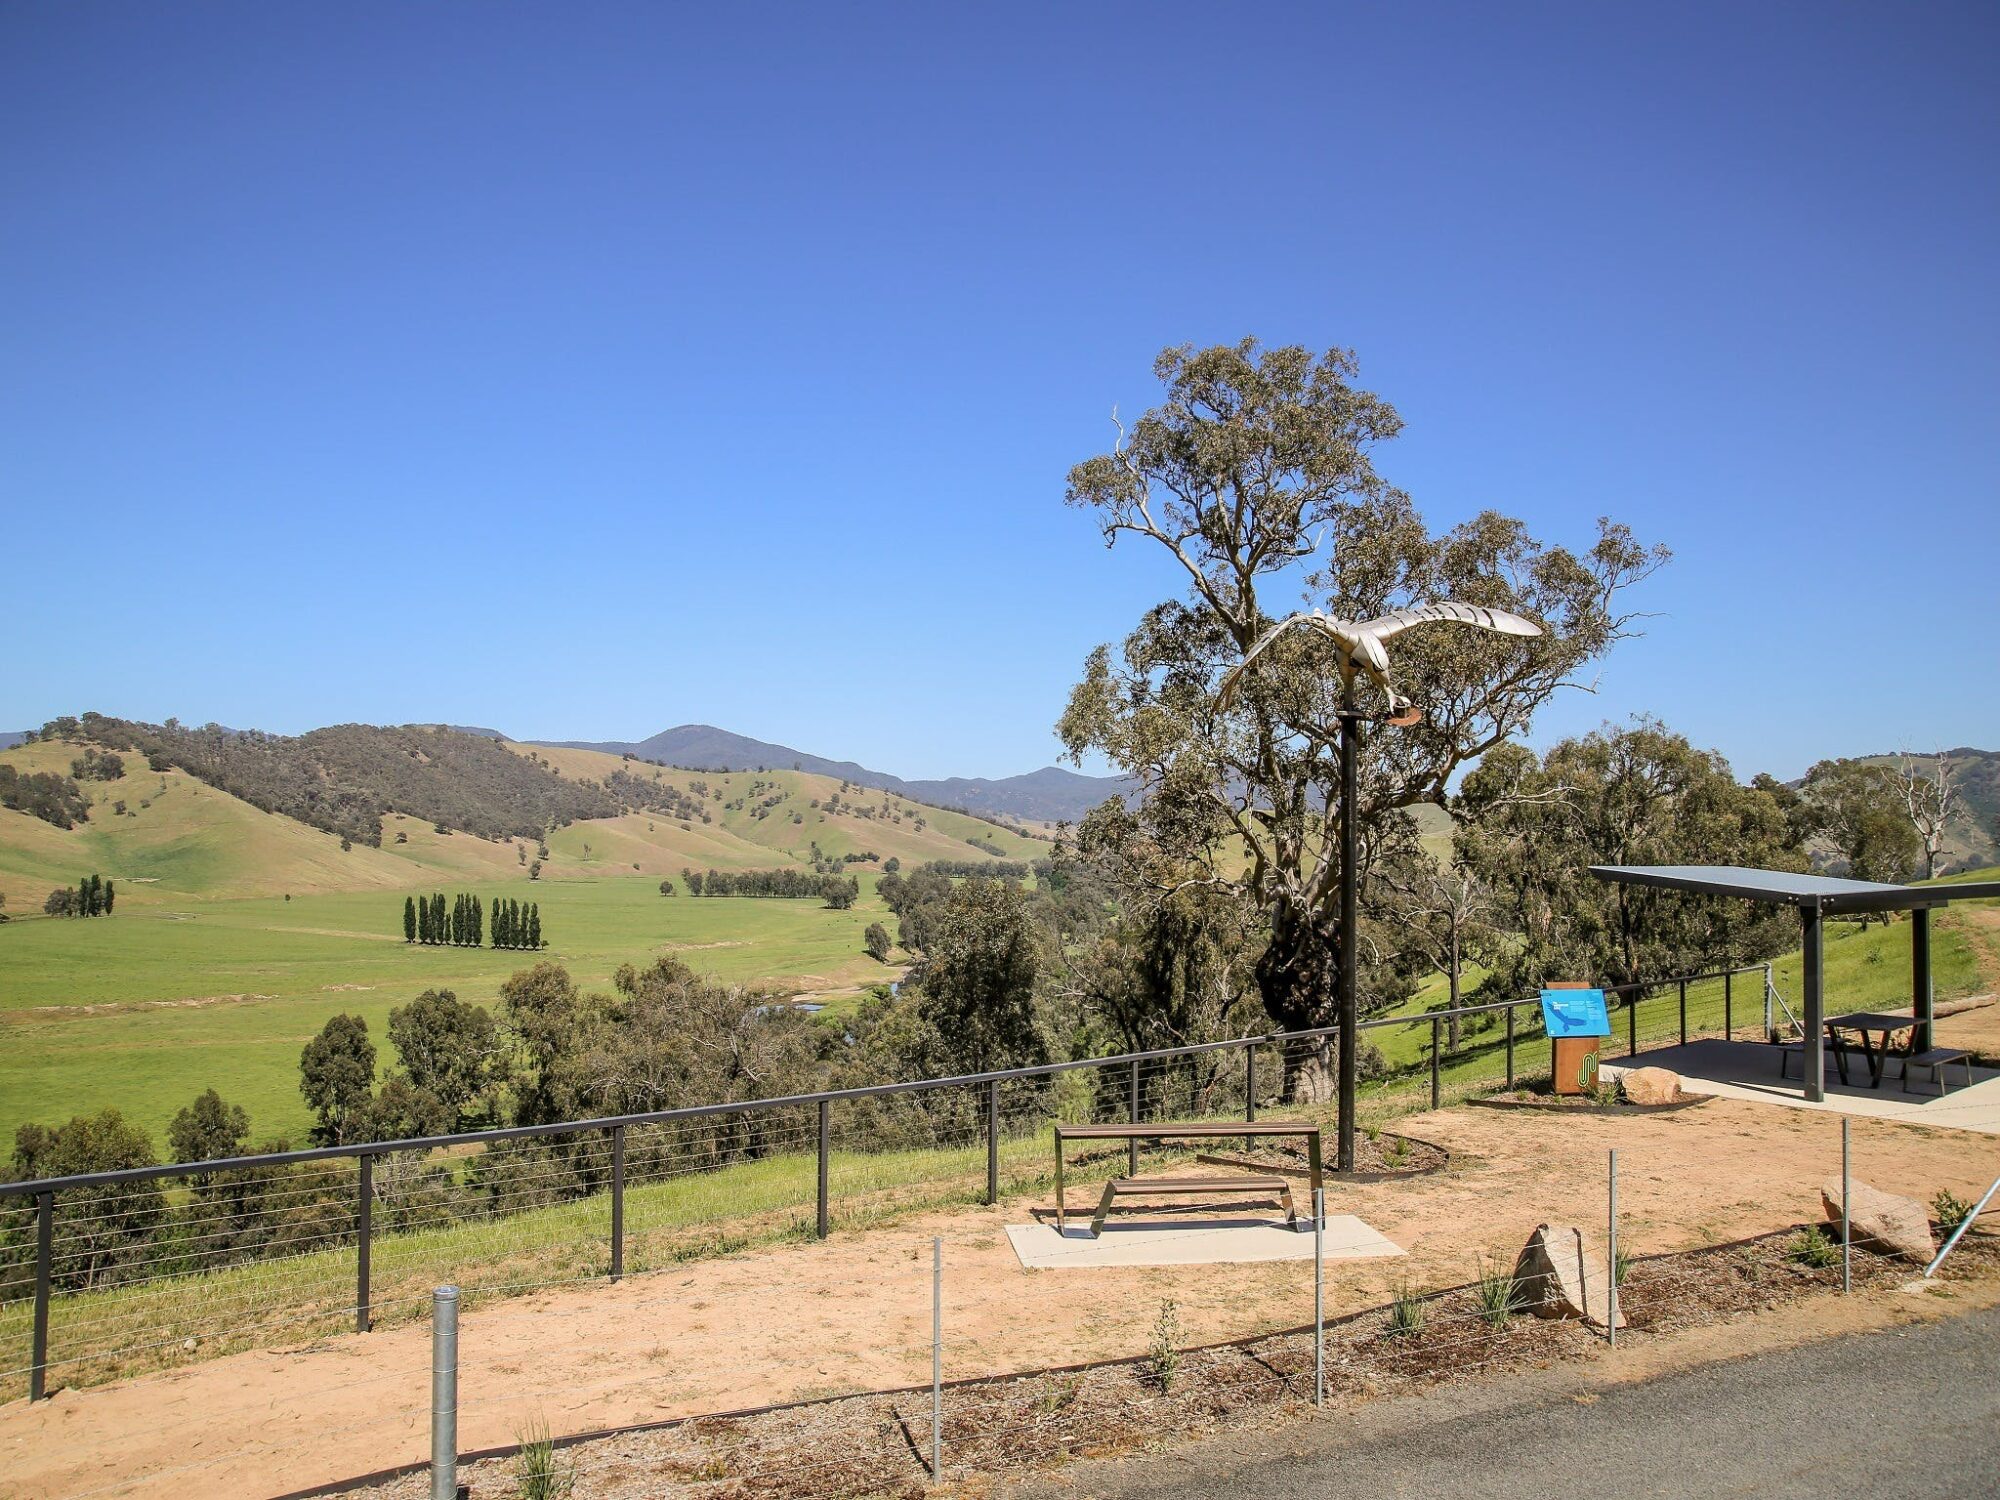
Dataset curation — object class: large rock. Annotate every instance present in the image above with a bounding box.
[1512,1223,1626,1328]
[1619,1067,1683,1106]
[1821,1178,1936,1263]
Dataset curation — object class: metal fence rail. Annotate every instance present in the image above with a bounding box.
[0,962,1768,1403]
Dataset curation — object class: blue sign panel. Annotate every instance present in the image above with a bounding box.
[1540,988,1610,1038]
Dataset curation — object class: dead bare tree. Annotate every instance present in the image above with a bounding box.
[1896,750,1958,881]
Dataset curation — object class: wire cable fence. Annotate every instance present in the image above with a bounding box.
[0,962,1768,1405]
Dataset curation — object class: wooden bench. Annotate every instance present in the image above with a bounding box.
[1053,1122,1323,1235]
[1087,1174,1298,1238]
[1898,1047,1973,1096]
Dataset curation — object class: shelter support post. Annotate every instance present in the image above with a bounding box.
[1802,901,1825,1103]
[1912,907,1933,1053]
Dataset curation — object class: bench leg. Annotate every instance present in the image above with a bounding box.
[1278,1181,1298,1227]
[1089,1181,1117,1239]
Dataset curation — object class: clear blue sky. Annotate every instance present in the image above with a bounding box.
[4,3,1994,782]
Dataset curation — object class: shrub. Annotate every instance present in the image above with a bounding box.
[1146,1299,1182,1391]
[1475,1257,1517,1327]
[512,1418,575,1499]
[1933,1188,1974,1232]
[1788,1225,1840,1268]
[1386,1280,1427,1337]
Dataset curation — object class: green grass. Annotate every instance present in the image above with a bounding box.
[0,877,905,1147]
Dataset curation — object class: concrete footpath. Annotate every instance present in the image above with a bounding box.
[1018,1300,2000,1500]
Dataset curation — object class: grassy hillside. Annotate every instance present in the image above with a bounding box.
[0,737,1050,1149]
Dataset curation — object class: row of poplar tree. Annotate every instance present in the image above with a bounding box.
[401,892,542,949]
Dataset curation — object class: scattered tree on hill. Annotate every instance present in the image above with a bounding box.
[69,749,125,781]
[1371,848,1501,1051]
[658,878,676,897]
[1057,340,1662,1083]
[299,1014,377,1145]
[883,857,900,875]
[403,896,417,943]
[43,874,114,917]
[1,766,92,828]
[864,922,893,962]
[168,1090,251,1182]
[1895,751,1959,881]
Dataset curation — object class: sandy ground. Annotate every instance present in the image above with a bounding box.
[2,1098,1995,1500]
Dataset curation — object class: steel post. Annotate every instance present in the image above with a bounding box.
[985,1080,999,1206]
[1128,1060,1140,1176]
[1313,1187,1325,1407]
[1678,978,1687,1047]
[1725,969,1733,1041]
[1607,1149,1618,1349]
[1505,1006,1515,1087]
[430,1286,459,1500]
[1841,1117,1852,1294]
[1429,1016,1441,1110]
[1245,1044,1257,1124]
[30,1191,51,1401]
[817,1098,831,1239]
[931,1237,943,1484]
[610,1124,625,1281]
[356,1153,373,1333]
[1336,702,1360,1173]
[1627,989,1637,1058]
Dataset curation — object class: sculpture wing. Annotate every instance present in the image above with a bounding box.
[1354,602,1542,642]
[1215,614,1323,708]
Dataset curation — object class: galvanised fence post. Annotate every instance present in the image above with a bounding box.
[30,1190,51,1401]
[1679,978,1688,1047]
[1505,1006,1516,1087]
[1245,1043,1257,1123]
[1725,969,1733,1041]
[610,1124,625,1281]
[985,1081,999,1206]
[356,1152,373,1333]
[816,1098,831,1239]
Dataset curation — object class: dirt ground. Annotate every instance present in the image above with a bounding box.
[2,1097,1995,1500]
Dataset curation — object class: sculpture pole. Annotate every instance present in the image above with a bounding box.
[1336,679,1360,1174]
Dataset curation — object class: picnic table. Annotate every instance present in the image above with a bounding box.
[1052,1121,1323,1235]
[1823,1010,1917,1088]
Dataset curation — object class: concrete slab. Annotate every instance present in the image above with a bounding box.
[1603,1040,2000,1134]
[1004,1215,1404,1269]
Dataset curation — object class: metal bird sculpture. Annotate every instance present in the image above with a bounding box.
[1215,602,1543,717]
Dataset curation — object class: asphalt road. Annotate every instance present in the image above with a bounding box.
[1020,1302,2000,1500]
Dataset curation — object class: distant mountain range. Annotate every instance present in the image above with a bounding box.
[534,725,1136,823]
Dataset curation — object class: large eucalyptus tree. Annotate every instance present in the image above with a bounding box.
[1058,340,1663,1088]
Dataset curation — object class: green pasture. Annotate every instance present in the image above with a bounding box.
[0,876,903,1149]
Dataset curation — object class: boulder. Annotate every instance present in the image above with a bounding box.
[1512,1223,1626,1328]
[1821,1178,1935,1264]
[1619,1067,1683,1106]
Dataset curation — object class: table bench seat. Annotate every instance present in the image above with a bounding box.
[1899,1047,1972,1096]
[1086,1174,1297,1237]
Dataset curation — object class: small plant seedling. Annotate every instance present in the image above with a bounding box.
[1613,1245,1634,1288]
[1788,1225,1841,1269]
[1147,1299,1182,1392]
[1475,1258,1517,1327]
[1387,1280,1427,1338]
[1932,1188,1973,1232]
[513,1418,575,1500]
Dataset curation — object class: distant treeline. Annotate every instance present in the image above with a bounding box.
[681,867,858,908]
[0,766,92,829]
[403,893,542,949]
[912,858,1040,881]
[34,713,617,848]
[44,874,115,918]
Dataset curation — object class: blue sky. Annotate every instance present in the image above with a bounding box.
[3,3,1994,782]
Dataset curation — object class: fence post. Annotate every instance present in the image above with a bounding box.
[610,1125,625,1281]
[985,1080,999,1206]
[1841,1118,1852,1295]
[1313,1186,1325,1408]
[356,1153,373,1333]
[1128,1059,1140,1176]
[1245,1044,1257,1123]
[1627,989,1637,1058]
[431,1286,459,1500]
[30,1191,51,1401]
[1678,979,1687,1047]
[931,1237,943,1485]
[1725,969,1733,1041]
[1505,1006,1516,1087]
[1429,1017,1442,1110]
[1607,1149,1618,1349]
[817,1098,831,1240]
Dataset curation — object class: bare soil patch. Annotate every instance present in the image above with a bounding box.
[4,1097,1995,1500]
